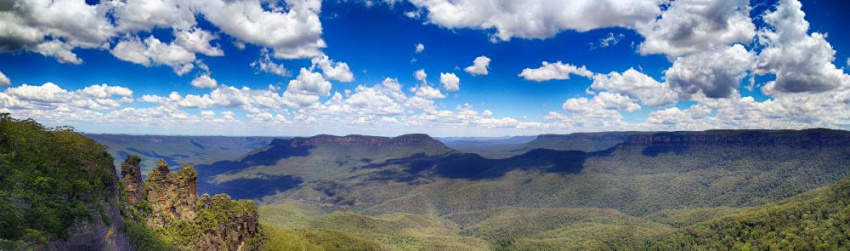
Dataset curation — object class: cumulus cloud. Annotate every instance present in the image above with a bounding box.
[756,0,850,94]
[464,56,491,76]
[111,0,197,33]
[286,68,332,96]
[666,44,754,99]
[111,35,196,75]
[413,85,446,99]
[590,68,678,106]
[174,28,224,57]
[0,71,10,85]
[2,82,133,111]
[415,43,425,53]
[190,75,218,89]
[647,105,713,127]
[638,0,756,57]
[407,0,663,41]
[311,55,354,82]
[563,92,641,113]
[201,110,216,119]
[440,72,460,92]
[0,0,327,68]
[415,69,428,83]
[519,61,593,81]
[197,0,325,59]
[0,0,114,63]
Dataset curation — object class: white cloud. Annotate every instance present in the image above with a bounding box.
[251,50,290,77]
[597,32,624,48]
[79,84,133,98]
[311,55,354,82]
[440,72,460,92]
[413,85,446,99]
[111,0,197,33]
[563,92,640,113]
[415,43,425,53]
[590,68,677,107]
[464,56,491,76]
[647,105,713,127]
[519,61,593,81]
[407,0,663,41]
[201,110,216,119]
[0,71,10,85]
[638,0,756,57]
[415,69,428,83]
[190,75,218,89]
[666,44,754,99]
[33,40,83,64]
[2,82,134,111]
[756,0,850,94]
[111,35,196,75]
[286,68,332,96]
[174,27,224,57]
[197,0,325,59]
[0,0,114,63]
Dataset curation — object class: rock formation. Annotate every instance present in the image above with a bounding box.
[119,156,263,250]
[120,155,144,206]
[143,160,199,226]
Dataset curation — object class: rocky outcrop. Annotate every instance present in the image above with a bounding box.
[120,155,144,206]
[144,160,198,226]
[119,156,263,250]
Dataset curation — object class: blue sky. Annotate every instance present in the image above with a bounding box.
[1,0,850,136]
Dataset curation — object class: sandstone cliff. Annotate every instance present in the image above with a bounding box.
[120,156,263,250]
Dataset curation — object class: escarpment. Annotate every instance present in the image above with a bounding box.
[120,156,263,250]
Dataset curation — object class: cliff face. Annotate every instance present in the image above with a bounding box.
[624,129,850,147]
[120,156,263,250]
[48,160,132,251]
[279,133,448,148]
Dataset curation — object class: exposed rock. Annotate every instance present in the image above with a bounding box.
[120,155,144,206]
[122,155,263,250]
[144,160,198,227]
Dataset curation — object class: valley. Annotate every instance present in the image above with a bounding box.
[96,128,850,250]
[4,116,849,250]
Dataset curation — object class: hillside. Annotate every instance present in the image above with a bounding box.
[195,134,455,200]
[197,129,850,216]
[0,114,263,250]
[0,114,130,249]
[258,173,850,250]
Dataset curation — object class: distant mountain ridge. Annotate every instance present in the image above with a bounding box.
[623,128,850,147]
[278,133,447,148]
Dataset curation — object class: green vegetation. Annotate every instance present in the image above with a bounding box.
[0,113,116,245]
[259,202,490,250]
[142,194,263,250]
[259,174,850,250]
[638,175,850,249]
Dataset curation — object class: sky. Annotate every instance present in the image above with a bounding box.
[1,0,850,137]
